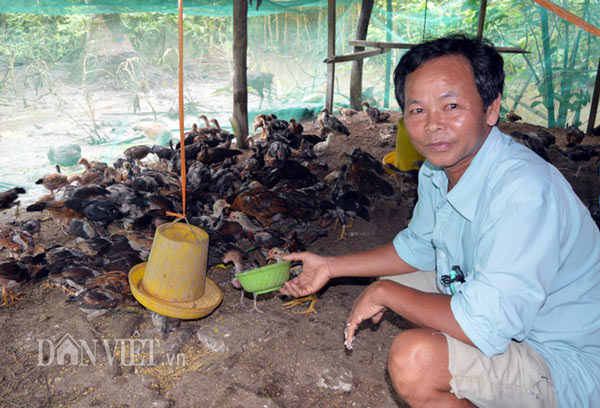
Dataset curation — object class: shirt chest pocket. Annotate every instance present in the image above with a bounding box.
[432,204,473,293]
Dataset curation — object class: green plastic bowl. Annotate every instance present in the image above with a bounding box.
[236,261,291,295]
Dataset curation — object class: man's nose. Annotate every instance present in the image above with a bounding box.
[425,112,441,133]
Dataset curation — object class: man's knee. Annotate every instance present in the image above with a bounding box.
[388,329,450,389]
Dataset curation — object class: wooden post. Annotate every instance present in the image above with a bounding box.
[232,0,248,148]
[325,0,336,113]
[476,0,488,38]
[350,0,374,110]
[586,57,600,135]
[384,0,393,108]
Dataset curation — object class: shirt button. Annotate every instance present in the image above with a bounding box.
[440,252,446,259]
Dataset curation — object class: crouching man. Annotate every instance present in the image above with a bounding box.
[282,34,600,407]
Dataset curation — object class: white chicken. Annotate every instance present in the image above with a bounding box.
[133,122,174,146]
[312,133,333,157]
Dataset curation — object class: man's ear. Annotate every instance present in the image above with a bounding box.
[486,94,502,127]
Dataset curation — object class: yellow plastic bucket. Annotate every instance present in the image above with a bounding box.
[393,117,424,171]
[129,221,223,319]
[143,222,209,302]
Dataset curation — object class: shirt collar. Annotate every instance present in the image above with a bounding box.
[421,127,505,221]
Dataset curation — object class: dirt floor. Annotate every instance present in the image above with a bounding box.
[0,108,599,408]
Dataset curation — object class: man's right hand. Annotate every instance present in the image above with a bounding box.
[279,251,333,298]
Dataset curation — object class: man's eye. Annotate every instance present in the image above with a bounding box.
[411,108,423,114]
[448,103,458,109]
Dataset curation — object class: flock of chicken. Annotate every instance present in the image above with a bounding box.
[0,105,415,318]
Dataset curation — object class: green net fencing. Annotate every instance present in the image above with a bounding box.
[0,0,598,201]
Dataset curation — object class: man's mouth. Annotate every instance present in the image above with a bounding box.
[427,141,453,151]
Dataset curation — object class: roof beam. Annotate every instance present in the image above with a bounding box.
[348,40,529,54]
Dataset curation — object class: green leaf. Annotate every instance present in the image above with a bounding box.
[530,100,543,108]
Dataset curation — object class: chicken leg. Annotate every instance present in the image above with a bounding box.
[282,294,317,314]
[1,285,24,307]
[334,218,355,241]
[250,293,264,313]
[236,290,247,311]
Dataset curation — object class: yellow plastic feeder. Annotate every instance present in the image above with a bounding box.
[128,222,223,319]
[383,117,424,174]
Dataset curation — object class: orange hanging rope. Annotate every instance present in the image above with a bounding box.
[170,0,188,221]
[532,0,600,37]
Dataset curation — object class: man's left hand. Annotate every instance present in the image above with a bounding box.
[345,281,388,350]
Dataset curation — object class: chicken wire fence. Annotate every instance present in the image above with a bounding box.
[0,0,598,200]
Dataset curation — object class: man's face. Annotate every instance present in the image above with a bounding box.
[403,54,500,182]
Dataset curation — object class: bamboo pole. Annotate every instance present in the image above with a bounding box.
[232,0,248,148]
[539,6,557,127]
[586,57,600,135]
[476,0,488,38]
[350,0,374,110]
[275,12,279,44]
[325,0,336,113]
[384,0,393,108]
[349,40,528,54]
[284,12,288,45]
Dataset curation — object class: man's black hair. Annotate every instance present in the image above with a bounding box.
[393,33,504,112]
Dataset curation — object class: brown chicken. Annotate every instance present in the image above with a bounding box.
[288,118,304,135]
[208,118,232,141]
[78,158,108,172]
[222,249,261,312]
[337,106,358,123]
[66,270,132,321]
[35,166,75,194]
[0,228,37,259]
[198,114,211,128]
[566,124,585,145]
[195,116,221,139]
[230,187,290,227]
[26,196,85,229]
[124,145,154,163]
[505,109,522,123]
[361,102,390,128]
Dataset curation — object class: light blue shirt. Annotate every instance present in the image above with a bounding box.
[393,127,600,407]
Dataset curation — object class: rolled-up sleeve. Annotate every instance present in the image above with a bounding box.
[451,197,560,357]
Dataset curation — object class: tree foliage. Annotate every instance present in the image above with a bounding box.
[0,1,598,128]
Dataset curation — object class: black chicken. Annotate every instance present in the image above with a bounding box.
[0,260,30,306]
[197,145,242,166]
[326,179,371,240]
[344,163,394,197]
[186,161,212,192]
[344,148,385,175]
[263,160,318,189]
[0,187,26,210]
[318,108,350,136]
[65,198,126,224]
[265,141,292,167]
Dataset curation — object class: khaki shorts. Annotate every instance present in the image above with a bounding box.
[383,271,558,408]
